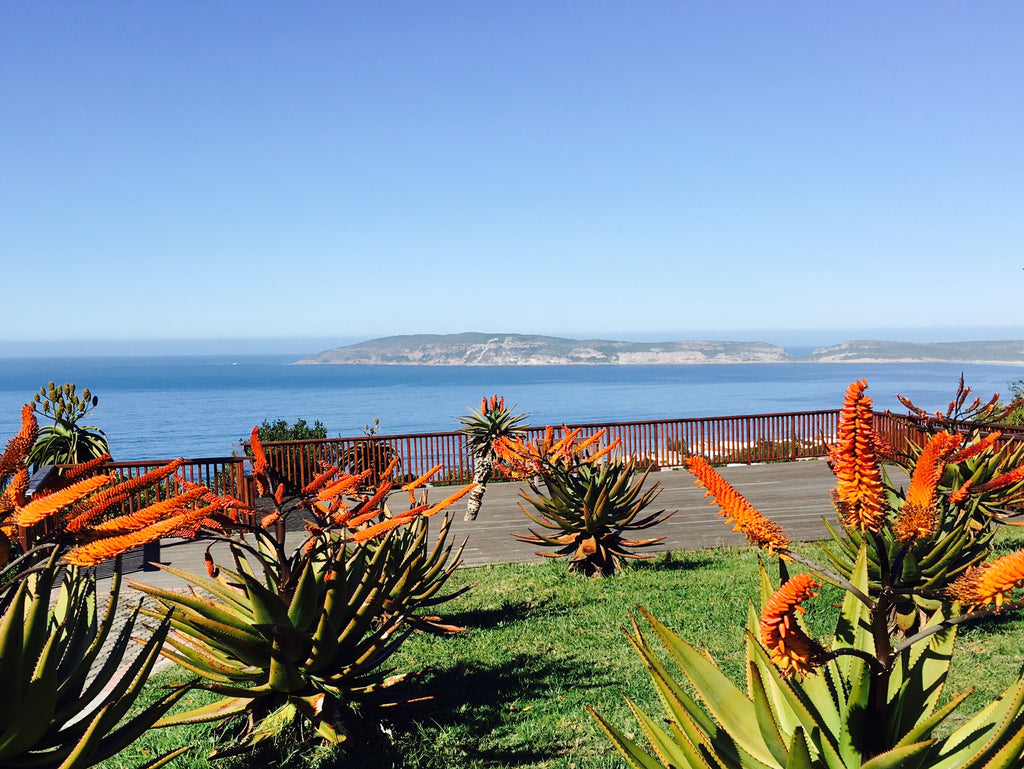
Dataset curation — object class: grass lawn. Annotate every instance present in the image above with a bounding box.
[103,531,1024,769]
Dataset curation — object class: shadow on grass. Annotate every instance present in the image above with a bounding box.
[442,597,554,631]
[385,651,609,767]
[629,551,714,572]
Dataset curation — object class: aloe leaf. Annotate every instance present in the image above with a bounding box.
[624,696,711,768]
[933,670,1024,769]
[155,695,254,727]
[0,627,62,759]
[127,579,258,635]
[837,650,870,767]
[893,689,970,750]
[287,561,320,631]
[744,635,846,769]
[640,608,778,767]
[586,706,671,769]
[138,562,251,612]
[785,728,814,769]
[0,579,29,727]
[750,661,791,766]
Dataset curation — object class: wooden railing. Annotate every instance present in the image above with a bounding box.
[47,410,1024,512]
[254,410,845,489]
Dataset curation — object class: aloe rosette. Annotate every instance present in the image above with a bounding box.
[458,395,529,521]
[0,548,188,769]
[129,514,467,754]
[515,459,670,576]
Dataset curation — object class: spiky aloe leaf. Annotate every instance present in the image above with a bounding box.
[638,607,779,767]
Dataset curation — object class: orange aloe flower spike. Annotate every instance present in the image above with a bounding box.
[971,463,1024,496]
[64,506,212,567]
[249,427,269,474]
[946,549,1024,609]
[0,468,30,517]
[317,471,369,501]
[402,464,444,491]
[12,475,113,527]
[59,453,112,481]
[351,513,418,543]
[583,439,621,465]
[760,573,827,677]
[905,431,962,509]
[948,431,1002,464]
[686,456,790,553]
[831,380,887,533]
[65,459,187,532]
[301,466,341,495]
[89,487,209,534]
[420,483,477,517]
[895,431,961,542]
[0,405,38,478]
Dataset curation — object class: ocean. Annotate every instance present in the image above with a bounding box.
[1,356,1021,461]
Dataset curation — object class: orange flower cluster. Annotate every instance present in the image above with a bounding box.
[946,549,1024,609]
[494,426,619,480]
[971,463,1024,497]
[830,380,887,533]
[481,395,504,415]
[948,431,1002,464]
[893,431,962,543]
[760,573,828,677]
[685,456,790,553]
[246,429,474,548]
[0,404,37,477]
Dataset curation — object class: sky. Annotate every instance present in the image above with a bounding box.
[3,2,1024,355]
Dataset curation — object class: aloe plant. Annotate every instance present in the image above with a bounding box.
[591,379,1024,768]
[497,426,671,576]
[125,427,473,756]
[515,458,669,576]
[458,396,529,521]
[29,383,109,470]
[0,547,189,769]
[592,552,1024,769]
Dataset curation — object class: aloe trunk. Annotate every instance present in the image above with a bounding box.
[464,451,493,521]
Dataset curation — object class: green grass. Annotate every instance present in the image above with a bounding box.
[101,534,1024,769]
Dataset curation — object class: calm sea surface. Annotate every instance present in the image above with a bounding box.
[1,356,1021,461]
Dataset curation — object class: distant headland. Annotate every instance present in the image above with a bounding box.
[295,334,1024,366]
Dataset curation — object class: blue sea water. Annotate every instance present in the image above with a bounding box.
[1,356,1021,461]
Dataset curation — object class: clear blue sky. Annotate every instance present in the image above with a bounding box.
[3,2,1023,354]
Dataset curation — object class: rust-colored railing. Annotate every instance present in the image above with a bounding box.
[50,410,1024,513]
[254,410,847,488]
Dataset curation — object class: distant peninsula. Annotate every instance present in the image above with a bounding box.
[295,334,1024,366]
